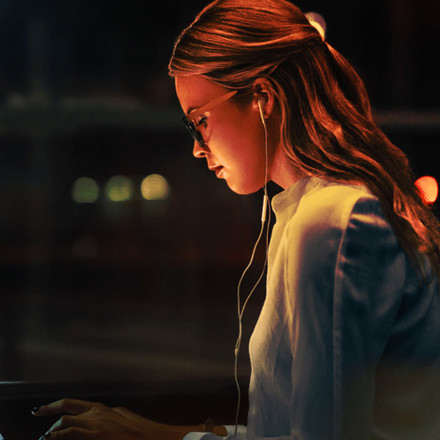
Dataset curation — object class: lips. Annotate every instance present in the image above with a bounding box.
[209,164,224,178]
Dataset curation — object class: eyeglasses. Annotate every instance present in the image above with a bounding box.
[181,90,238,146]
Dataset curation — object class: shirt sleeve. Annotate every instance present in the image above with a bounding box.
[183,425,247,440]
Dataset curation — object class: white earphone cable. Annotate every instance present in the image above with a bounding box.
[234,99,271,436]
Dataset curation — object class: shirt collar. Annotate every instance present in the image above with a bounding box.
[271,176,322,223]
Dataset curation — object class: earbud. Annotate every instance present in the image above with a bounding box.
[257,97,268,223]
[257,99,265,125]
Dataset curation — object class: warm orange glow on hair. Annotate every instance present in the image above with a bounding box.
[169,0,440,281]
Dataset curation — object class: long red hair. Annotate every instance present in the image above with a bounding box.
[169,0,440,281]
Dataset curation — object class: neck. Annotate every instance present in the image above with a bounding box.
[269,147,302,190]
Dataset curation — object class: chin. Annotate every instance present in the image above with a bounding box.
[225,179,264,195]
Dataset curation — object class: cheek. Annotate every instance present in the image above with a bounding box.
[219,131,263,174]
[215,113,264,164]
[220,128,267,194]
[236,123,266,171]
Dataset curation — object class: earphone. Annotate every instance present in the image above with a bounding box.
[233,97,271,436]
[258,99,269,223]
[257,98,266,124]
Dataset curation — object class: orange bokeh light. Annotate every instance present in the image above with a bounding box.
[415,176,439,204]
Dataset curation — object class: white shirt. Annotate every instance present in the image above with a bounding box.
[185,177,440,440]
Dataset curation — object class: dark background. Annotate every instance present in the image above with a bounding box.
[0,0,439,385]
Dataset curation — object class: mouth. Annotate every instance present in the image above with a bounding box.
[209,165,224,178]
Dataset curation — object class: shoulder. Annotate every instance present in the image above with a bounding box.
[289,180,405,287]
[284,180,382,245]
[277,181,387,283]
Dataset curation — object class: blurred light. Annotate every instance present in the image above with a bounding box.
[72,177,99,203]
[415,176,438,204]
[141,174,170,201]
[105,176,134,202]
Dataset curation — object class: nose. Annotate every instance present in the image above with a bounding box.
[192,140,209,158]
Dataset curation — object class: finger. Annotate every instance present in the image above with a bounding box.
[41,426,91,440]
[34,398,96,417]
[46,414,90,434]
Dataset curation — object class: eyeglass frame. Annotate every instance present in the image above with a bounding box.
[181,89,238,146]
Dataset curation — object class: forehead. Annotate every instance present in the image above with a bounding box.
[175,75,229,114]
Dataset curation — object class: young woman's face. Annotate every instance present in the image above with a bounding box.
[175,75,268,195]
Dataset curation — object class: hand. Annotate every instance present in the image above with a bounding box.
[32,398,183,440]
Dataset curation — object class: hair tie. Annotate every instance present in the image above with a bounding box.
[305,12,327,42]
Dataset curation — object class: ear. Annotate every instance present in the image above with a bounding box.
[251,78,277,120]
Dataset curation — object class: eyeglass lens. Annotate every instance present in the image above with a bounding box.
[182,117,205,145]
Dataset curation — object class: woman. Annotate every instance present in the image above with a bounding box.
[34,0,440,438]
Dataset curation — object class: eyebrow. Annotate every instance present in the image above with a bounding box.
[185,106,198,116]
